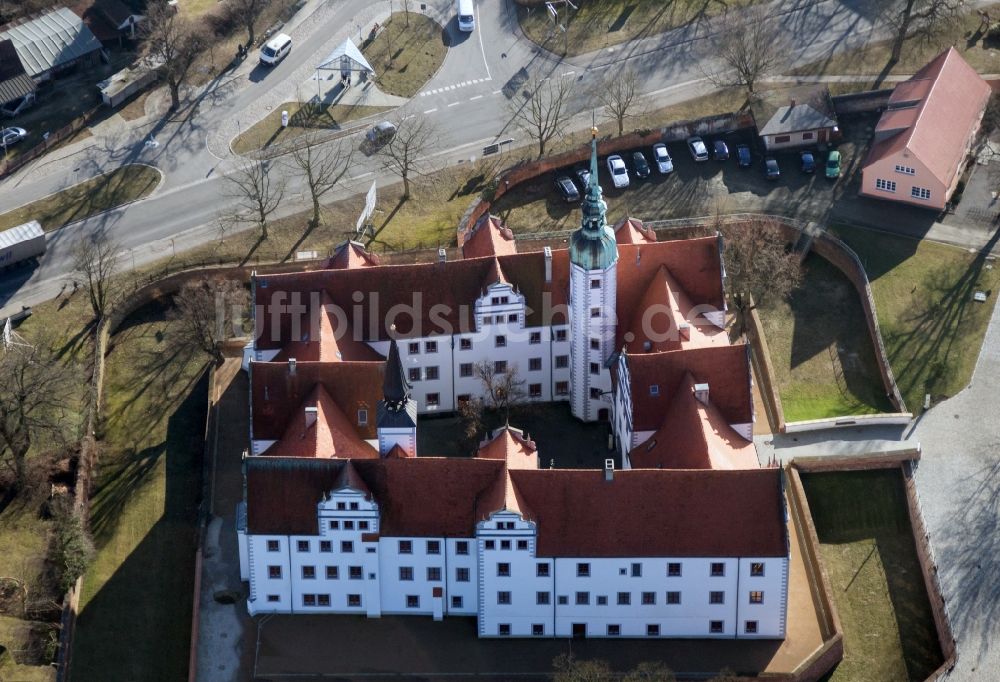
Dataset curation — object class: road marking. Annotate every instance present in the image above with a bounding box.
[448,101,461,107]
[402,114,415,121]
[470,95,483,101]
[563,71,575,77]
[492,89,502,94]
[475,3,492,81]
[423,108,438,114]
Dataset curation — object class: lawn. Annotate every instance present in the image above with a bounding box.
[516,0,760,56]
[791,2,1000,82]
[0,164,161,233]
[363,12,447,98]
[230,103,391,154]
[757,257,893,422]
[71,301,208,682]
[831,224,1000,413]
[800,469,943,682]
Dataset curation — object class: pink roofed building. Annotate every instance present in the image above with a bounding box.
[860,48,991,211]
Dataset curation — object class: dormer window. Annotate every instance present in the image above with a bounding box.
[357,409,368,426]
[649,384,660,396]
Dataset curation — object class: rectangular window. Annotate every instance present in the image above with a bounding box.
[459,363,473,377]
[649,384,660,397]
[590,338,600,350]
[745,620,758,634]
[529,383,542,398]
[329,520,339,530]
[425,341,437,353]
[497,591,511,605]
[348,594,361,607]
[895,164,916,175]
[495,335,507,348]
[577,563,590,577]
[589,362,600,375]
[348,566,362,580]
[617,592,631,605]
[303,594,316,606]
[482,315,492,325]
[631,563,642,577]
[517,539,528,551]
[266,540,279,552]
[642,591,655,605]
[408,342,419,354]
[399,540,412,554]
[318,594,330,607]
[337,502,346,510]
[297,540,309,552]
[460,337,472,350]
[408,368,421,382]
[537,563,550,577]
[452,596,464,608]
[425,366,439,380]
[667,562,681,577]
[647,624,660,636]
[532,623,544,636]
[359,521,369,530]
[802,132,814,140]
[710,591,725,604]
[268,566,281,579]
[710,620,724,634]
[406,595,420,608]
[494,360,507,373]
[341,541,354,553]
[456,567,470,582]
[484,540,495,550]
[427,567,441,582]
[343,520,354,530]
[357,409,368,426]
[666,591,680,605]
[590,307,601,318]
[426,540,440,555]
[319,541,331,553]
[576,592,589,605]
[267,594,279,603]
[427,393,440,407]
[555,355,568,368]
[456,541,469,555]
[750,562,765,577]
[302,566,316,579]
[711,562,725,577]
[558,595,568,605]
[457,393,471,404]
[875,178,897,193]
[498,624,511,636]
[491,296,501,305]
[529,331,541,344]
[537,591,550,605]
[508,314,518,323]
[911,186,931,200]
[749,591,764,604]
[500,540,511,550]
[774,135,791,143]
[555,381,569,396]
[399,566,413,581]
[590,279,601,289]
[607,624,621,636]
[554,329,567,342]
[529,357,542,371]
[326,566,338,579]
[597,595,607,605]
[590,388,602,399]
[497,563,511,577]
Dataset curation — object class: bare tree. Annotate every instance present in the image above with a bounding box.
[142,2,208,110]
[475,360,526,423]
[597,67,641,137]
[73,230,121,321]
[227,0,271,47]
[290,137,353,228]
[883,0,963,65]
[703,6,781,98]
[169,279,250,363]
[508,74,571,157]
[554,654,676,682]
[377,115,437,200]
[719,216,803,309]
[226,158,285,240]
[0,339,71,490]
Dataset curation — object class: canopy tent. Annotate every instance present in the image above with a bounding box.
[313,37,375,102]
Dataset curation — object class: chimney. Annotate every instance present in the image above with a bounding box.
[678,322,691,340]
[288,357,297,374]
[790,99,796,108]
[543,246,552,283]
[304,405,318,429]
[438,247,447,263]
[694,382,710,405]
[604,458,615,482]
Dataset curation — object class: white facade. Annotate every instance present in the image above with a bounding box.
[569,261,617,422]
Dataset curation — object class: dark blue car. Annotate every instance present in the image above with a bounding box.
[800,151,816,174]
[736,144,751,168]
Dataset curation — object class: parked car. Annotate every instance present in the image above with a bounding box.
[825,150,841,179]
[687,136,709,162]
[366,121,397,146]
[554,175,580,202]
[0,127,27,147]
[632,151,651,179]
[764,157,780,181]
[800,151,816,174]
[259,33,292,66]
[712,140,730,161]
[652,143,673,174]
[574,166,591,189]
[606,155,630,188]
[736,144,751,168]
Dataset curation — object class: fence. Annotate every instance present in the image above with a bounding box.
[0,103,102,179]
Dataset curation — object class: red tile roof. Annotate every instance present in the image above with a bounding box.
[613,217,656,245]
[508,468,786,557]
[251,360,383,441]
[865,48,991,191]
[246,457,347,534]
[623,344,753,431]
[461,215,517,259]
[326,240,381,269]
[271,290,385,363]
[263,384,379,459]
[476,426,538,469]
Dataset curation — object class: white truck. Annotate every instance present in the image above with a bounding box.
[0,220,45,269]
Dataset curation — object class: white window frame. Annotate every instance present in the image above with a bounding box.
[875,178,897,193]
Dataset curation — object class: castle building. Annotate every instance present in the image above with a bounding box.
[237,132,788,639]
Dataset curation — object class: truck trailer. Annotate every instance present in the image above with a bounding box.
[0,220,45,269]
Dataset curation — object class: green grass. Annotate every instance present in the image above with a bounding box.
[516,0,760,56]
[71,301,208,682]
[363,12,447,98]
[757,257,893,422]
[231,103,391,154]
[831,225,1000,412]
[0,164,161,233]
[791,2,1000,81]
[800,469,943,682]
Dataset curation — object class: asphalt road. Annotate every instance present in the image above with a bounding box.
[0,0,965,317]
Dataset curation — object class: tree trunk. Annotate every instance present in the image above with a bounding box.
[890,0,915,64]
[168,81,180,110]
[402,174,410,199]
[311,194,321,228]
[538,138,545,157]
[260,221,268,239]
[247,21,255,49]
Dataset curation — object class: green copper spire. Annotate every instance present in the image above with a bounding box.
[569,123,618,270]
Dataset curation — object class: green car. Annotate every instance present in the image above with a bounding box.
[825,150,841,179]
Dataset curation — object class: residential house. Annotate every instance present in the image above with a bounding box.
[752,85,839,151]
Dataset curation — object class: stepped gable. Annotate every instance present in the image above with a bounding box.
[251,360,383,441]
[263,384,379,459]
[622,345,752,431]
[629,373,757,470]
[462,215,517,259]
[507,468,786,557]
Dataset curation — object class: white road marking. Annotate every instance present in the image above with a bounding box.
[448,101,461,107]
[402,114,415,121]
[492,89,502,94]
[424,108,438,114]
[563,71,575,77]
[470,95,483,101]
[475,3,492,81]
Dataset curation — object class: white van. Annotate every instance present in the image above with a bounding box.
[457,0,474,32]
[259,33,292,66]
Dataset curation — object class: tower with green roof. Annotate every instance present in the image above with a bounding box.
[569,126,619,422]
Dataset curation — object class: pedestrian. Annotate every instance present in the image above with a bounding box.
[72,280,79,292]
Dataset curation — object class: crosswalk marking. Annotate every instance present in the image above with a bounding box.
[419,76,493,96]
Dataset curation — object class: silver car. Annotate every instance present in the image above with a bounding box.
[1,127,27,146]
[687,136,709,162]
[653,143,673,174]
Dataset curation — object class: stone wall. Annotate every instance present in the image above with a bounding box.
[745,298,786,434]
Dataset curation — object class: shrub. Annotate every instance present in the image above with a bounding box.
[49,501,94,595]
